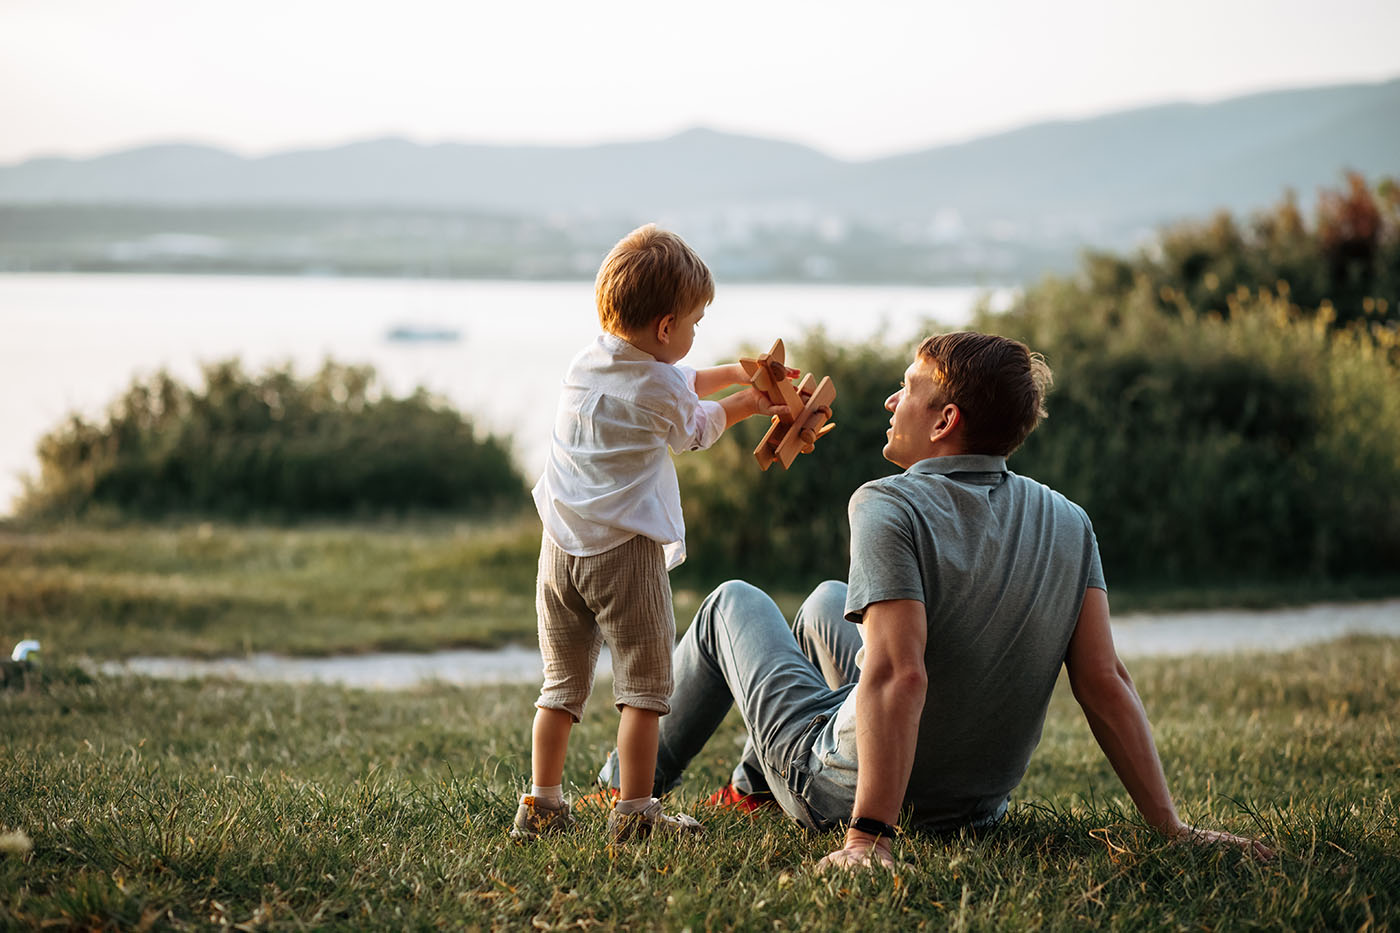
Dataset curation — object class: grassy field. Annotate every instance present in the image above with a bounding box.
[4,518,1399,661]
[2,637,1397,930]
[0,517,756,660]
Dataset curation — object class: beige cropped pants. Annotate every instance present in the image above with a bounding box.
[534,533,675,721]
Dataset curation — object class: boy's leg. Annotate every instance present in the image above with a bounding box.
[608,705,704,841]
[574,536,702,838]
[531,707,575,790]
[616,706,660,801]
[514,537,595,840]
[533,534,603,738]
[728,580,860,794]
[513,706,578,839]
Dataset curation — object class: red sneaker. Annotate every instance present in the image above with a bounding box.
[576,787,619,813]
[705,783,779,814]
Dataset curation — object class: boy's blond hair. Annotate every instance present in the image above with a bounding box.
[595,225,714,336]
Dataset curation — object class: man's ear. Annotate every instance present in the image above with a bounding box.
[930,403,961,443]
[655,313,677,346]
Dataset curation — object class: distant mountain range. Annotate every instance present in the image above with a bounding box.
[4,78,1398,238]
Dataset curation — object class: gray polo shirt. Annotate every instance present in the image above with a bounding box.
[812,454,1105,832]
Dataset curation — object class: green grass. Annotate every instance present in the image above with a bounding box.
[0,517,546,658]
[2,638,1397,930]
[0,518,801,660]
[4,519,1399,662]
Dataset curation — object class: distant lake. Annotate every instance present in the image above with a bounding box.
[0,274,1011,514]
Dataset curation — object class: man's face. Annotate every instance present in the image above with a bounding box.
[882,354,945,468]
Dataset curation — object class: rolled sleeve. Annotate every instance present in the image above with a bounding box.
[694,400,726,449]
[665,367,727,453]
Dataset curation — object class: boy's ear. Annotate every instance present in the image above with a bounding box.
[655,313,677,346]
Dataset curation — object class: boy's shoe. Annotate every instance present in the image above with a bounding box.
[705,782,780,814]
[606,798,703,843]
[510,796,576,841]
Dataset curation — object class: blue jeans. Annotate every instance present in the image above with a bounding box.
[599,579,863,831]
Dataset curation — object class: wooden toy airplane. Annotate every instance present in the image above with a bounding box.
[739,339,836,471]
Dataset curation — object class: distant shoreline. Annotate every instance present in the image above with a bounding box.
[0,266,1023,289]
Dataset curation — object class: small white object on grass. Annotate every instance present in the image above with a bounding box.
[11,640,40,662]
[0,829,32,857]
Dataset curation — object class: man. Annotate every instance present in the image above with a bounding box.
[599,331,1270,866]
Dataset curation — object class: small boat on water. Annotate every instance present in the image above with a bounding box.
[385,324,462,343]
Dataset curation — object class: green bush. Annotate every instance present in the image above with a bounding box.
[679,182,1400,590]
[17,360,527,520]
[984,284,1400,583]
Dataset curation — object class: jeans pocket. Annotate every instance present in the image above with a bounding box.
[784,713,840,832]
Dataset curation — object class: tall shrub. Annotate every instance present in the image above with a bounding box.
[981,285,1400,582]
[679,289,1400,589]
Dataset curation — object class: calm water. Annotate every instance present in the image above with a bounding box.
[97,598,1400,689]
[0,274,1007,514]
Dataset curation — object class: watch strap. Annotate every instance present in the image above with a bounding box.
[850,816,898,838]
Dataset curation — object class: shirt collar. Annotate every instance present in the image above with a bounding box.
[599,332,657,362]
[907,454,1008,476]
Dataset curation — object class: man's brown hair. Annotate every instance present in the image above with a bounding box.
[595,224,714,336]
[917,332,1053,456]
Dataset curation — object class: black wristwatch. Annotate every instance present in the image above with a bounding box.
[850,816,898,839]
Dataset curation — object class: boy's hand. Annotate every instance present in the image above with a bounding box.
[719,387,788,429]
[742,387,789,419]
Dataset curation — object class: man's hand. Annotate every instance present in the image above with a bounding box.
[1067,589,1275,863]
[816,829,896,872]
[1170,824,1275,861]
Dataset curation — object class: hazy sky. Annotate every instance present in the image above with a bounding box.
[2,0,1397,165]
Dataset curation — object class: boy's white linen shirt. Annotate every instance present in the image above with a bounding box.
[532,334,727,570]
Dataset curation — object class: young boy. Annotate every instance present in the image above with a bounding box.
[513,224,789,843]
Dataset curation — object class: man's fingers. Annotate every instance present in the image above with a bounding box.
[1178,826,1274,861]
[816,849,869,872]
[815,845,896,873]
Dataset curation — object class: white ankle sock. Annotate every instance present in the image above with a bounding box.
[528,784,563,806]
[615,796,654,815]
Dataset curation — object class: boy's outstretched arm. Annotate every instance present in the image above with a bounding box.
[693,363,748,398]
[693,361,800,398]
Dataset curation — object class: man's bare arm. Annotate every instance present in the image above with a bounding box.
[1065,587,1272,858]
[817,598,927,871]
